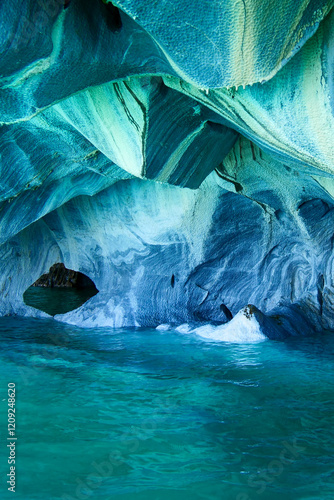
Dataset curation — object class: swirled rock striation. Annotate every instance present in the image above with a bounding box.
[1,0,334,339]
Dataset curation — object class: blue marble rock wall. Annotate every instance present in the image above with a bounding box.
[1,138,334,337]
[1,0,334,337]
[112,0,334,87]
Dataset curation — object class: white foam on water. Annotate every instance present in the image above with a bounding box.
[175,323,192,334]
[176,309,267,343]
[156,324,170,331]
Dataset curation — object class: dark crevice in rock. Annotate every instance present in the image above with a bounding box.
[220,303,233,320]
[101,1,122,32]
[214,168,243,193]
[275,209,283,220]
[317,274,324,316]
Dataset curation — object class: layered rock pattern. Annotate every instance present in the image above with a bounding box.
[1,0,334,338]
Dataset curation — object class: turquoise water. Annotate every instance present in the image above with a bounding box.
[23,287,98,316]
[0,315,333,500]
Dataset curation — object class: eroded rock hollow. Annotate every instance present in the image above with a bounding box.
[1,0,334,338]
